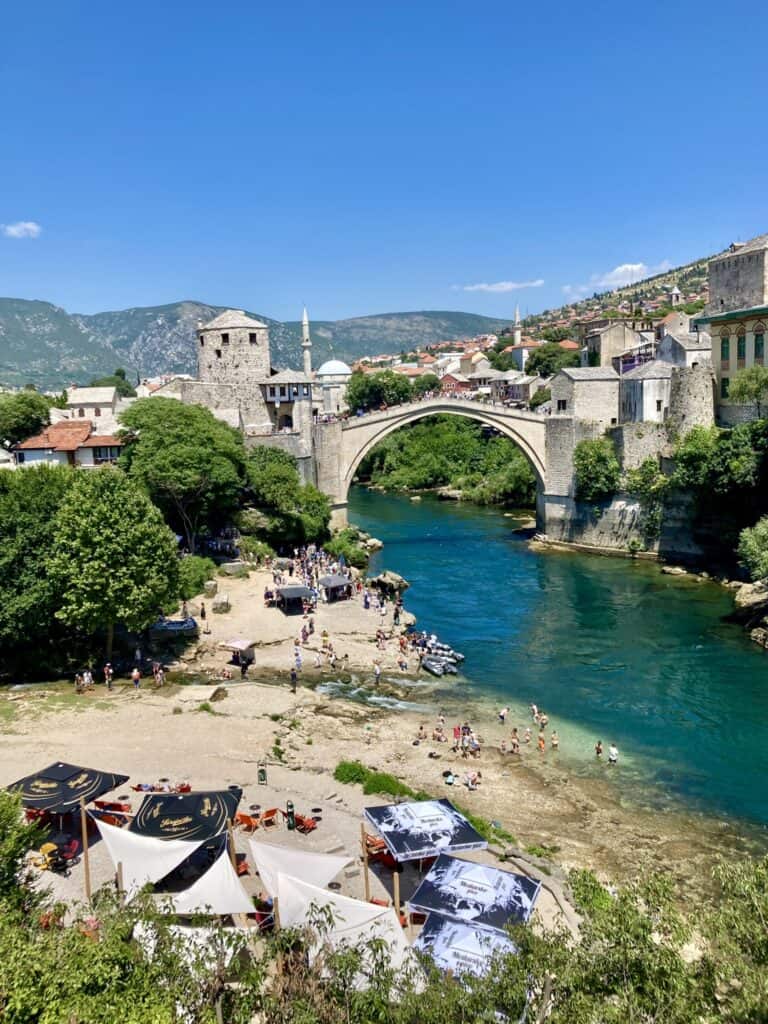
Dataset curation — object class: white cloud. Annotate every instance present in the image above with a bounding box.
[563,259,673,297]
[1,221,42,239]
[459,278,544,293]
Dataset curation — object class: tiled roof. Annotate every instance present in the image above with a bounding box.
[16,421,93,451]
[559,367,619,381]
[67,386,117,405]
[558,340,580,350]
[622,360,673,380]
[79,434,124,447]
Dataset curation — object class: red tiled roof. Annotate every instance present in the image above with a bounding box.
[16,421,93,452]
[558,340,580,350]
[79,435,124,448]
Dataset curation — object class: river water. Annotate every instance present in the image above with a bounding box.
[349,487,768,830]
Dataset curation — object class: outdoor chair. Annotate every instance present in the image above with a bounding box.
[235,811,260,833]
[32,843,67,873]
[294,814,318,834]
[259,808,281,829]
[94,799,131,813]
[235,853,250,876]
[60,838,80,865]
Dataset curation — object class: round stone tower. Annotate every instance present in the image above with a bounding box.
[197,309,271,384]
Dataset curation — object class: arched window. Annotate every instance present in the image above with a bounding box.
[720,335,730,362]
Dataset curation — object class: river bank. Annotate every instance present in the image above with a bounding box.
[0,674,761,903]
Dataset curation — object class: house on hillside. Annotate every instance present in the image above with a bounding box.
[581,323,649,368]
[14,421,123,468]
[656,330,712,369]
[440,372,471,395]
[620,361,673,423]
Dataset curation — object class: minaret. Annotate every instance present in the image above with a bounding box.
[302,306,312,376]
[513,304,522,347]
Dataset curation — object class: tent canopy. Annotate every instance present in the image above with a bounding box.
[6,761,129,814]
[277,585,312,601]
[413,912,516,978]
[318,574,351,590]
[160,847,254,916]
[95,818,205,900]
[220,638,257,653]
[130,789,242,841]
[407,854,540,928]
[364,799,487,862]
[249,839,350,897]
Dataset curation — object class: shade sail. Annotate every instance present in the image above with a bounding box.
[95,818,205,900]
[6,761,129,814]
[413,912,516,977]
[408,854,540,928]
[130,789,242,841]
[275,872,419,989]
[249,839,350,897]
[162,848,255,916]
[364,799,487,862]
[220,638,257,652]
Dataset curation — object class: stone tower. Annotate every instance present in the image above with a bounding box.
[513,305,522,347]
[197,309,271,384]
[302,307,312,377]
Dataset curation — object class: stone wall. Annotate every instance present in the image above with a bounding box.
[609,421,669,470]
[667,365,716,436]
[709,248,768,312]
[198,323,271,384]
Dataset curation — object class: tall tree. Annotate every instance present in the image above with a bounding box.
[119,398,246,552]
[729,365,768,418]
[0,390,50,447]
[526,343,580,378]
[49,468,179,657]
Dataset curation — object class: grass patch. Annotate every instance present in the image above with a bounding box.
[568,869,613,914]
[272,741,285,762]
[172,706,183,715]
[288,718,300,730]
[526,842,561,859]
[197,701,223,715]
[269,713,283,722]
[305,738,313,745]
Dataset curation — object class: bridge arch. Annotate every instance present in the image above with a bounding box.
[318,398,548,525]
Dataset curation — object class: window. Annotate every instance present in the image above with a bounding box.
[656,399,662,412]
[721,377,730,399]
[16,452,24,464]
[756,333,765,360]
[557,399,567,412]
[737,334,746,360]
[720,336,730,362]
[221,333,229,344]
[279,386,287,398]
[78,408,85,418]
[215,349,222,359]
[268,386,276,399]
[302,385,310,396]
[249,332,258,344]
[199,335,205,347]
[94,407,101,417]
[93,446,119,464]
[610,417,617,426]
[292,386,299,397]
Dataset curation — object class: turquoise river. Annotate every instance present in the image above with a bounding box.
[348,486,768,830]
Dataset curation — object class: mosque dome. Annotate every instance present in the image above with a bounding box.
[316,359,352,377]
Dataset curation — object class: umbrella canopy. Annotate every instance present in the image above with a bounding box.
[413,912,516,977]
[364,799,487,863]
[160,847,255,916]
[6,761,129,814]
[249,839,350,896]
[130,789,242,842]
[95,818,205,900]
[408,854,540,928]
[220,638,258,652]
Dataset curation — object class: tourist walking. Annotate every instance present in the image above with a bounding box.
[290,667,298,694]
[595,740,603,759]
[498,706,509,725]
[537,730,546,752]
[131,667,141,690]
[608,743,619,765]
[200,602,210,634]
[510,727,520,754]
[103,663,113,691]
[551,730,559,750]
[373,660,381,685]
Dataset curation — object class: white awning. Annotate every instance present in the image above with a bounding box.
[249,839,351,896]
[95,818,205,900]
[162,848,255,916]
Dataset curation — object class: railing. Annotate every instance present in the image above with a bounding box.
[340,395,544,427]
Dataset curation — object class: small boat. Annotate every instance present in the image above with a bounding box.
[421,657,445,677]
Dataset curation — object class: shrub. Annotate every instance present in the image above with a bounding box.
[325,529,369,569]
[738,516,768,581]
[177,555,217,600]
[529,386,551,410]
[238,536,275,564]
[573,437,621,503]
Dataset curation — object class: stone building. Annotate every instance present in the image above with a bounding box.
[695,232,768,422]
[314,359,353,415]
[620,360,673,423]
[550,366,619,426]
[581,322,649,368]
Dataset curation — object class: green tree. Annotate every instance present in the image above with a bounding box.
[541,327,572,343]
[0,792,46,913]
[526,343,580,378]
[0,465,74,659]
[729,365,768,418]
[89,367,137,397]
[178,555,217,600]
[574,437,621,503]
[345,370,413,412]
[119,398,246,552]
[529,386,551,410]
[413,372,440,397]
[49,468,180,657]
[0,390,50,446]
[738,516,768,580]
[246,447,330,547]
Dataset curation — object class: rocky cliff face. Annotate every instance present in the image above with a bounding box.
[0,299,508,389]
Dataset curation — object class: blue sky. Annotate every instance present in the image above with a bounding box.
[2,0,767,321]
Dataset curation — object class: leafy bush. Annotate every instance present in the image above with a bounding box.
[324,529,369,568]
[624,457,669,541]
[345,369,413,412]
[238,536,275,563]
[529,386,551,410]
[333,760,369,785]
[738,516,768,581]
[573,437,621,503]
[178,555,216,600]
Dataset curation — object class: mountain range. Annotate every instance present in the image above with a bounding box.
[0,300,509,390]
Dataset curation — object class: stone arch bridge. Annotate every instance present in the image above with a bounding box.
[313,397,548,527]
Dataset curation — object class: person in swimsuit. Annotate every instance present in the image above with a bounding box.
[608,743,619,765]
[537,731,546,752]
[551,730,559,750]
[595,740,603,758]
